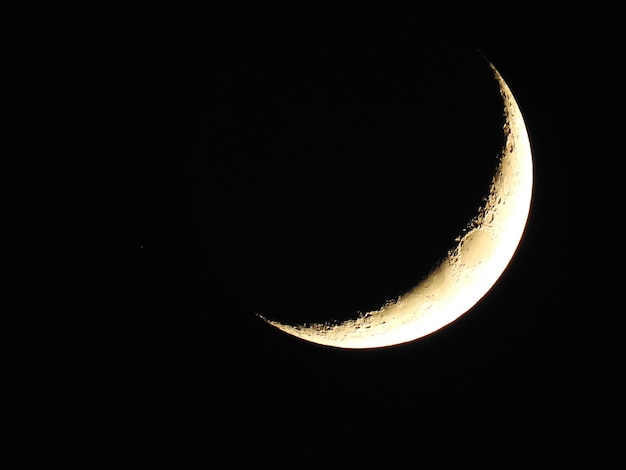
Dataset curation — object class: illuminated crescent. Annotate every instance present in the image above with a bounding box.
[257,61,533,349]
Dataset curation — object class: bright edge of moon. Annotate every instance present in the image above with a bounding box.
[256,61,533,349]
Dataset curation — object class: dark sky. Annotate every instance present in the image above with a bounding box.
[2,4,623,467]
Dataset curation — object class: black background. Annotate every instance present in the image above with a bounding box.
[2,3,623,467]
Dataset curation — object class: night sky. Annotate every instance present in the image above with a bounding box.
[3,4,624,467]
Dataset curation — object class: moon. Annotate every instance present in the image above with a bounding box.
[256,60,533,349]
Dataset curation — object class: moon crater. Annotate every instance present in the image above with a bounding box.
[458,228,493,267]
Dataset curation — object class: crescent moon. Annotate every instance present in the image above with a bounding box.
[257,61,533,349]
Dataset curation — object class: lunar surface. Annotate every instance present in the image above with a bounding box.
[257,61,533,349]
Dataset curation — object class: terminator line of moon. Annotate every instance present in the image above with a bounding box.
[256,61,533,349]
